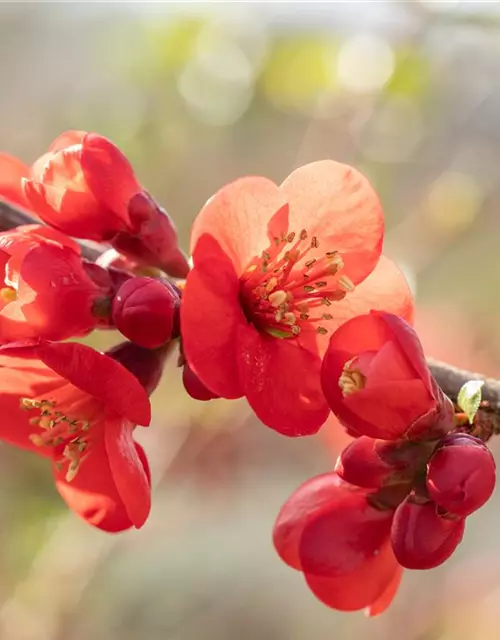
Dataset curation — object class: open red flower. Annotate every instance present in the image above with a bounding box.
[0,224,111,343]
[181,161,413,436]
[0,340,152,532]
[273,472,402,614]
[321,311,453,440]
[0,131,188,277]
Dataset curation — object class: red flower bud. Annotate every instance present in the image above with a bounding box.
[112,277,179,349]
[336,437,402,489]
[273,472,402,613]
[391,497,465,569]
[21,131,189,278]
[321,311,454,441]
[183,362,219,401]
[426,434,495,517]
[107,341,168,395]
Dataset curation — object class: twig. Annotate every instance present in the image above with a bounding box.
[0,199,103,262]
[2,199,500,415]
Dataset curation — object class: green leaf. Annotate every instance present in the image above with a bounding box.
[457,380,484,424]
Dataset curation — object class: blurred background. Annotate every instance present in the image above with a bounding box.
[1,1,500,638]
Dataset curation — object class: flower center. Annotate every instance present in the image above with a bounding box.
[339,357,366,396]
[21,393,95,481]
[0,286,17,303]
[239,229,355,338]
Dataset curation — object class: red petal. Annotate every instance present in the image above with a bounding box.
[299,494,393,576]
[0,342,151,425]
[305,539,399,612]
[190,177,287,274]
[183,362,219,401]
[281,161,384,285]
[366,564,403,616]
[48,130,87,152]
[181,235,245,399]
[23,180,119,241]
[17,244,99,341]
[0,360,59,456]
[238,322,329,436]
[105,417,151,528]
[273,472,342,570]
[0,153,31,209]
[81,133,140,220]
[328,256,414,330]
[54,430,149,532]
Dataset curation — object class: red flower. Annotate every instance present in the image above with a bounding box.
[0,340,152,532]
[321,311,453,440]
[112,276,180,349]
[391,496,465,570]
[0,131,188,277]
[426,434,496,517]
[0,152,31,210]
[181,161,413,436]
[0,224,110,343]
[273,472,402,614]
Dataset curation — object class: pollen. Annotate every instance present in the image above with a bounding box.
[339,358,366,396]
[239,226,357,340]
[0,286,17,303]
[21,396,92,482]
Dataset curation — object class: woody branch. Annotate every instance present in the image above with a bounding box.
[2,197,499,414]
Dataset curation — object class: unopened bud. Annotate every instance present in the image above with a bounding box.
[426,433,495,517]
[182,362,219,401]
[107,341,168,395]
[112,276,179,349]
[391,497,465,570]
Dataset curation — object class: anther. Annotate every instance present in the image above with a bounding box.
[322,313,333,320]
[265,277,278,293]
[300,229,308,240]
[304,285,315,293]
[305,259,317,269]
[338,275,355,292]
[287,232,296,243]
[311,236,319,248]
[283,312,297,325]
[269,290,287,307]
[315,281,328,288]
[316,326,328,335]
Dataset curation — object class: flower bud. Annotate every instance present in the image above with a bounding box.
[336,437,401,489]
[183,362,219,401]
[426,433,495,517]
[112,277,179,349]
[321,312,454,441]
[391,497,465,570]
[107,341,168,395]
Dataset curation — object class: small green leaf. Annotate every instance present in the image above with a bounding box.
[457,380,484,424]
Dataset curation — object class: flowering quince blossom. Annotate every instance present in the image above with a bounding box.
[321,311,454,440]
[0,224,113,343]
[181,161,414,435]
[0,340,154,532]
[112,276,180,349]
[0,131,189,278]
[273,472,402,614]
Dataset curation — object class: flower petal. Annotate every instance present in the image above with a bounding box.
[190,177,287,274]
[304,539,399,612]
[48,130,87,152]
[281,160,384,284]
[81,133,140,220]
[273,472,342,570]
[181,234,246,399]
[238,323,329,436]
[17,244,98,341]
[365,565,403,617]
[299,494,393,576]
[0,359,61,455]
[105,417,151,528]
[0,153,31,209]
[54,429,150,532]
[23,180,117,241]
[0,342,151,426]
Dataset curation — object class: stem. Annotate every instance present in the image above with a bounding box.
[2,197,500,421]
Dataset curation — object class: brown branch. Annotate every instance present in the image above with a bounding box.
[2,197,500,416]
[428,358,500,412]
[0,199,103,262]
